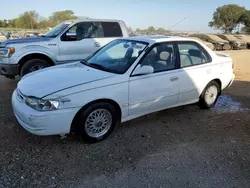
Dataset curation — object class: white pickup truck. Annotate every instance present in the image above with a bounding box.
[0,19,130,79]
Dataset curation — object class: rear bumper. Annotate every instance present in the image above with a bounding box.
[0,63,19,76]
[227,73,235,88]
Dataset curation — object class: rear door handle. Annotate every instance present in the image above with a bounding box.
[94,42,100,47]
[170,76,178,81]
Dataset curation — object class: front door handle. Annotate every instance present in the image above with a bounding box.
[170,76,178,81]
[94,42,100,47]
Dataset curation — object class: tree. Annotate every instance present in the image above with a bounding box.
[38,20,49,29]
[239,10,250,33]
[0,9,86,29]
[0,20,7,27]
[7,19,16,28]
[134,27,171,35]
[209,4,247,33]
[156,28,169,35]
[49,10,77,26]
[147,26,155,34]
[135,28,141,32]
[14,10,39,29]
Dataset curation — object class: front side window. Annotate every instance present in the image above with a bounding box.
[85,39,148,74]
[138,43,176,73]
[178,42,211,68]
[61,22,102,41]
[101,22,123,37]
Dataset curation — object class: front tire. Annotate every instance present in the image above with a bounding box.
[199,81,220,109]
[75,102,119,143]
[20,59,51,77]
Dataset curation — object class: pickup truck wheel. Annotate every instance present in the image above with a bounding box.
[76,102,119,143]
[20,59,51,77]
[199,81,220,109]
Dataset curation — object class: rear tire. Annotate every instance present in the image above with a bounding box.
[199,81,220,109]
[20,59,51,77]
[247,43,250,49]
[75,102,119,143]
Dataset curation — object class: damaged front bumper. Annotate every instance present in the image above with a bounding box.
[12,89,79,136]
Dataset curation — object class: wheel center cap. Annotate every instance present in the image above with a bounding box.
[96,121,102,127]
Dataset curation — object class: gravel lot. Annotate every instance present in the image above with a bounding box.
[0,50,250,188]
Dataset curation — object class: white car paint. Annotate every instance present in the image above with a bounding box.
[12,36,235,136]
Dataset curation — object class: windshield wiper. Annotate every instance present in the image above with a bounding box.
[88,63,107,71]
[80,59,89,66]
[80,60,108,72]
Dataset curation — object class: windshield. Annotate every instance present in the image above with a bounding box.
[86,39,148,74]
[43,22,72,37]
[225,35,238,41]
[207,34,226,42]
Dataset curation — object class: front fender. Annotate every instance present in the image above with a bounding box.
[44,80,129,119]
[16,45,57,64]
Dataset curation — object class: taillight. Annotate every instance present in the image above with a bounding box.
[232,62,234,69]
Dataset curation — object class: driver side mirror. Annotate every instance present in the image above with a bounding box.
[132,64,154,76]
[65,32,77,41]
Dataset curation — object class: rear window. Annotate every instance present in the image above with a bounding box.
[177,42,212,68]
[101,22,123,37]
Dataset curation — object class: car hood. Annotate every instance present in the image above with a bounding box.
[0,37,53,47]
[17,62,116,98]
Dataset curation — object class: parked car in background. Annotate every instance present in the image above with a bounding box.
[0,19,130,79]
[10,31,21,39]
[25,31,41,38]
[12,36,235,142]
[216,34,247,50]
[188,37,215,50]
[234,35,250,49]
[189,34,231,51]
[0,31,7,41]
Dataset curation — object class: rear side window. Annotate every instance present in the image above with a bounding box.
[177,42,211,68]
[101,22,123,37]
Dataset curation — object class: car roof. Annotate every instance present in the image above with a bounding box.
[121,35,197,44]
[65,18,124,23]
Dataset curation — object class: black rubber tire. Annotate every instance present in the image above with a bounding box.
[199,81,220,109]
[20,59,51,77]
[75,102,119,143]
[247,43,250,49]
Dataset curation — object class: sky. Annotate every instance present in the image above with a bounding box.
[0,0,249,32]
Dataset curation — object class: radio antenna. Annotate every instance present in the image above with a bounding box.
[168,17,187,30]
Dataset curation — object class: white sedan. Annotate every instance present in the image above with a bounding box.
[12,36,235,142]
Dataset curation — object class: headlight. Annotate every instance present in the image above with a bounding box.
[25,97,59,111]
[0,47,15,57]
[0,49,8,56]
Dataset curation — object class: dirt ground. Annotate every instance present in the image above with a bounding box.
[227,50,250,81]
[0,50,250,188]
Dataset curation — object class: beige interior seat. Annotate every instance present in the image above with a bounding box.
[154,51,170,72]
